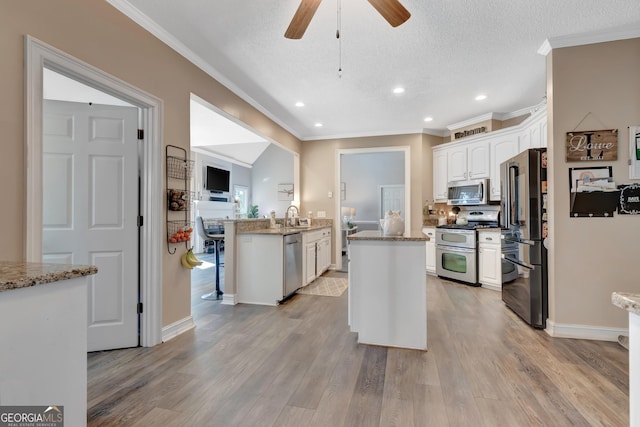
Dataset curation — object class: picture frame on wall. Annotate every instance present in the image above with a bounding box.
[278,183,294,201]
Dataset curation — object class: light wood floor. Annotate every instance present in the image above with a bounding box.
[88,256,629,426]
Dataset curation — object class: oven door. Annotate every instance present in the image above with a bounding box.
[436,245,477,284]
[435,228,476,248]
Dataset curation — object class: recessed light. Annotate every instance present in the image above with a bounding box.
[424,117,433,122]
[314,123,323,127]
[295,101,305,107]
[475,94,487,101]
[393,87,405,94]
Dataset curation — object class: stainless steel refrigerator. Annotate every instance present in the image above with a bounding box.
[500,148,548,328]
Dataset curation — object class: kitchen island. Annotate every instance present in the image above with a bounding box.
[612,291,640,426]
[0,261,97,427]
[348,230,428,350]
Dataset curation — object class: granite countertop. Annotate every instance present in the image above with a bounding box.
[348,230,428,242]
[612,292,640,316]
[238,224,331,236]
[0,261,97,293]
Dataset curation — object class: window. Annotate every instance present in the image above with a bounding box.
[234,185,248,216]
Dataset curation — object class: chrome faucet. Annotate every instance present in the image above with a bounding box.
[285,205,299,227]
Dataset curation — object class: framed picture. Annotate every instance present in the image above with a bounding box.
[277,183,294,201]
[569,166,612,193]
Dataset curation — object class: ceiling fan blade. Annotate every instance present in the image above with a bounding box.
[367,0,411,27]
[285,0,323,39]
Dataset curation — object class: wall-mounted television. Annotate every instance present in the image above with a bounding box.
[205,165,230,193]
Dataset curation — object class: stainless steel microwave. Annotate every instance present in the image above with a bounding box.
[447,179,488,206]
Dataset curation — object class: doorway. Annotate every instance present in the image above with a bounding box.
[25,36,164,348]
[335,147,411,271]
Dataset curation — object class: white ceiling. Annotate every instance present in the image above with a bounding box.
[110,0,640,142]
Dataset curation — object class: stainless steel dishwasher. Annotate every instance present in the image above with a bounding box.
[283,233,303,298]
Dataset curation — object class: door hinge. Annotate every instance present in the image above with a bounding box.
[137,129,144,140]
[137,215,143,227]
[137,302,143,314]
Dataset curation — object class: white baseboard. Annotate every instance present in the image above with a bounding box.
[221,293,237,305]
[481,283,501,292]
[161,316,195,342]
[545,319,628,341]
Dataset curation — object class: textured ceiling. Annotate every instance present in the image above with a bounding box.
[112,0,640,141]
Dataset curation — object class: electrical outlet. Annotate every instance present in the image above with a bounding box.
[317,211,326,218]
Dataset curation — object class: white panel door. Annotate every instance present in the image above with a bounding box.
[380,185,405,218]
[43,100,139,352]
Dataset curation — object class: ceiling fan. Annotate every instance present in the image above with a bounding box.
[285,0,411,39]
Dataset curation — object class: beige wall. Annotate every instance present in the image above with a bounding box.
[0,0,300,327]
[548,38,640,329]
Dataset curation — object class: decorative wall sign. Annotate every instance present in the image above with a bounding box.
[277,183,294,201]
[618,183,640,214]
[454,126,486,140]
[566,129,617,161]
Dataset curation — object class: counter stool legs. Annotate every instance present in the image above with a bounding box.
[201,239,223,301]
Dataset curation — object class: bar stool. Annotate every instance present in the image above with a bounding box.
[196,216,224,301]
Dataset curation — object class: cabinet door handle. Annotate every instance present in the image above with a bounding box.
[486,237,493,241]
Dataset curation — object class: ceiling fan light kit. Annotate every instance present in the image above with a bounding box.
[284,0,410,39]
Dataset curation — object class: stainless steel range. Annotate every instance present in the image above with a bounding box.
[435,206,500,286]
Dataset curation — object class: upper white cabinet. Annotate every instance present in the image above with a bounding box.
[489,134,520,201]
[447,141,490,182]
[433,150,448,202]
[433,105,547,202]
[519,108,547,151]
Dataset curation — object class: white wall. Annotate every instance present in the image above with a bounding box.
[251,144,295,218]
[341,152,404,221]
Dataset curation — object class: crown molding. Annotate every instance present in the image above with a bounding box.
[538,22,640,56]
[105,0,302,141]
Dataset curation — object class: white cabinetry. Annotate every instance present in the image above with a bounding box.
[447,141,490,182]
[489,135,520,201]
[433,150,448,202]
[302,227,332,285]
[237,234,284,305]
[433,105,547,202]
[478,230,501,290]
[305,242,317,284]
[422,227,436,274]
[519,108,547,151]
[317,232,332,274]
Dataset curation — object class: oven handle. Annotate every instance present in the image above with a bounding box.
[437,245,475,254]
[501,254,534,270]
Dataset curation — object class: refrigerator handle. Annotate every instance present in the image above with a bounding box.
[502,235,535,246]
[502,254,534,270]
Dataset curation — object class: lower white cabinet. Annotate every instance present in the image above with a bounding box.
[422,227,436,274]
[237,234,284,305]
[305,242,317,284]
[302,227,332,285]
[478,230,501,290]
